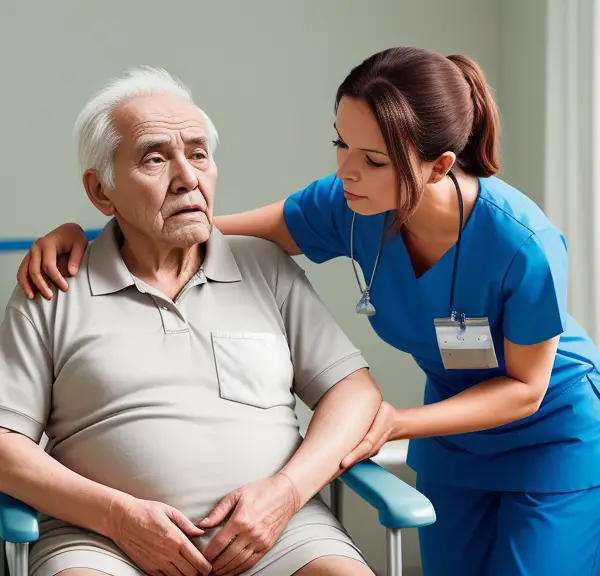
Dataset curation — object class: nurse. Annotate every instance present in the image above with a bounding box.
[16,47,600,576]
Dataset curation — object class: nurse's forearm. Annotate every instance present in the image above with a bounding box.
[278,368,382,507]
[214,201,302,255]
[0,428,129,538]
[393,376,542,439]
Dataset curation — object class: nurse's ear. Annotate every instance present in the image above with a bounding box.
[427,152,457,184]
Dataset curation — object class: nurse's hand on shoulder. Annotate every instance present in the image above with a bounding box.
[198,473,300,576]
[341,401,399,469]
[17,223,88,300]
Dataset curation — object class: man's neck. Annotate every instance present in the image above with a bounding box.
[119,229,205,302]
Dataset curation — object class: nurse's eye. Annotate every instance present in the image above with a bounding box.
[366,155,386,168]
[332,139,348,149]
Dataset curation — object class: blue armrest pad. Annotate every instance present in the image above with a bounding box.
[0,493,39,543]
[341,459,435,529]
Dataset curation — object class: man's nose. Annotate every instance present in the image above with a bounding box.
[171,157,198,193]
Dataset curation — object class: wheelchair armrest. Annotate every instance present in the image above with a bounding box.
[340,459,435,529]
[0,493,39,543]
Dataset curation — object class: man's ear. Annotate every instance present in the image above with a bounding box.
[83,170,116,216]
[427,152,457,184]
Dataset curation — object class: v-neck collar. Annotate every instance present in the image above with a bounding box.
[398,178,482,282]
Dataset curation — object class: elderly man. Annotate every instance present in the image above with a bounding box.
[0,67,381,576]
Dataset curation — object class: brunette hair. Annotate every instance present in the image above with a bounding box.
[335,47,500,226]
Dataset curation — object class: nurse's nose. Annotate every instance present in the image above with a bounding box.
[336,152,360,182]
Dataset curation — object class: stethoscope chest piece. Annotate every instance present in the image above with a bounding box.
[350,212,386,317]
[356,290,377,316]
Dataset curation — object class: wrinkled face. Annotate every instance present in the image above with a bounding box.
[106,93,217,247]
[334,97,397,216]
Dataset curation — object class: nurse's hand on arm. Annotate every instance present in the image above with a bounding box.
[198,368,382,576]
[16,202,300,299]
[0,428,212,576]
[342,336,559,467]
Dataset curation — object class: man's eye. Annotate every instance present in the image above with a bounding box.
[191,152,207,160]
[145,156,164,165]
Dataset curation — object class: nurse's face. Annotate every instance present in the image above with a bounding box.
[334,97,398,216]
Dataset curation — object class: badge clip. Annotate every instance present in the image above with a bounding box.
[450,311,467,333]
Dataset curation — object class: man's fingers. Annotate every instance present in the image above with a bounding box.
[17,253,34,299]
[172,554,200,576]
[210,536,250,572]
[179,539,211,575]
[221,551,263,576]
[214,546,254,576]
[203,520,241,562]
[166,507,204,538]
[198,493,237,529]
[159,563,181,576]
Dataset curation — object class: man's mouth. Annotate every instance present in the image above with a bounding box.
[171,206,204,216]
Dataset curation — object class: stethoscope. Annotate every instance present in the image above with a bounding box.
[350,170,466,325]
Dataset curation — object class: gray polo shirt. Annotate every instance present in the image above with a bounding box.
[0,218,368,520]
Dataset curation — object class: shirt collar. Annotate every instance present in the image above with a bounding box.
[88,219,242,296]
[202,226,243,283]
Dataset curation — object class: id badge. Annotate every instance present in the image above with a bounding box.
[434,317,498,370]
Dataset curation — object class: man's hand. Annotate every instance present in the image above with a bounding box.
[108,495,212,576]
[341,401,399,469]
[198,474,300,576]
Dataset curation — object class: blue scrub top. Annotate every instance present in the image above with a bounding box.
[283,174,600,493]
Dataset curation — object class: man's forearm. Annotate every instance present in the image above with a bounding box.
[0,429,129,538]
[278,368,381,507]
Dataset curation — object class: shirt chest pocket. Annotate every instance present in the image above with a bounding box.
[211,331,295,409]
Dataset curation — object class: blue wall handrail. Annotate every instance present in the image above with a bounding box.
[0,230,101,253]
[0,239,38,253]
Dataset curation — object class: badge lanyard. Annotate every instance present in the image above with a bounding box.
[435,172,498,369]
[447,170,467,330]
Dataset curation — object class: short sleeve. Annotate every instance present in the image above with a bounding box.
[283,174,351,263]
[502,229,568,346]
[0,304,53,442]
[277,255,369,408]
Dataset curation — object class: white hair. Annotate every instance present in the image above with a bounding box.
[74,66,219,188]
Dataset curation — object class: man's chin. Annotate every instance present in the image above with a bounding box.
[164,221,212,247]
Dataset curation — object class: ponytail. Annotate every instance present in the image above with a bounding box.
[447,54,500,177]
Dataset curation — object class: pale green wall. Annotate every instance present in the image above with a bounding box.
[496,0,548,208]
